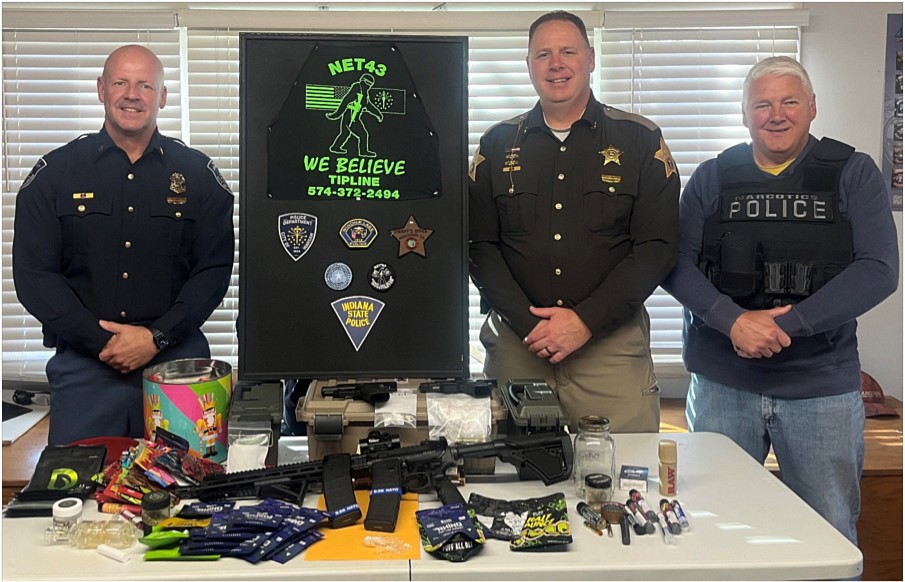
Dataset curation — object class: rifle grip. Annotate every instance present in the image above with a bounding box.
[323,454,361,528]
[434,472,466,506]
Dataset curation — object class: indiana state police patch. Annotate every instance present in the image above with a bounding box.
[279,213,318,261]
[331,296,386,351]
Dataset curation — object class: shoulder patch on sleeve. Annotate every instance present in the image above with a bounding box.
[654,136,678,179]
[604,106,659,132]
[20,157,48,191]
[469,146,485,182]
[207,160,233,194]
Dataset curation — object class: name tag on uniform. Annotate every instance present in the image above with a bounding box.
[72,192,94,199]
[721,192,834,222]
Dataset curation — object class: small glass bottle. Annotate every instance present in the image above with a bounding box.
[45,518,137,549]
[70,519,138,549]
[140,490,171,530]
[44,497,83,543]
[573,415,616,501]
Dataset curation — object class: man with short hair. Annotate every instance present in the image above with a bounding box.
[469,11,680,432]
[663,56,899,543]
[13,44,235,445]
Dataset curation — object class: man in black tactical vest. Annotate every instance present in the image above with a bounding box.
[663,56,899,544]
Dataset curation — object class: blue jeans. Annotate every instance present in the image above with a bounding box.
[687,373,864,545]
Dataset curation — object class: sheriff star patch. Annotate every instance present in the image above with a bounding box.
[654,136,677,179]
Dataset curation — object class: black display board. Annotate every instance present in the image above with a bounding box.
[239,34,469,380]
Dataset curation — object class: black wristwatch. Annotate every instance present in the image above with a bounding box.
[147,327,170,351]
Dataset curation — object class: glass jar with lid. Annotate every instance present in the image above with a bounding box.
[573,415,616,501]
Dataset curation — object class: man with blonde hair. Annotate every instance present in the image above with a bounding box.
[663,56,899,543]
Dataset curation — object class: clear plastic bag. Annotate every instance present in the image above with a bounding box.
[374,389,418,429]
[426,393,491,443]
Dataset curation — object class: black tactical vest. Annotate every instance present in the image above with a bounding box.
[700,138,854,309]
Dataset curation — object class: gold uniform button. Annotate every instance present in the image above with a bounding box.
[77,205,86,212]
[120,311,127,318]
[554,233,562,241]
[554,268,562,276]
[557,173,565,181]
[560,145,567,152]
[128,206,135,213]
[127,173,135,180]
[122,272,129,279]
[608,186,616,193]
[175,212,182,218]
[556,299,564,306]
[555,203,563,210]
[124,241,132,248]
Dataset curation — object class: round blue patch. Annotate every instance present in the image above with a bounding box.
[325,262,353,291]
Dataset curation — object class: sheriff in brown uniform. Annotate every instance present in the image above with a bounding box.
[468,11,679,432]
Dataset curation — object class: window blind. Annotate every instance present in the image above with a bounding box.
[1,29,182,379]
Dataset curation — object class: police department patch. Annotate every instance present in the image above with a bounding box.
[21,158,47,191]
[369,263,396,292]
[331,295,386,351]
[340,218,378,248]
[279,213,317,261]
[325,262,353,290]
[207,160,232,194]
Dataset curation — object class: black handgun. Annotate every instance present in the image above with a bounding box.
[321,381,397,405]
[418,379,496,398]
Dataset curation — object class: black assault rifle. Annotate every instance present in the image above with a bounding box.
[174,431,573,528]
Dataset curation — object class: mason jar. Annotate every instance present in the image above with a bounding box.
[573,415,616,500]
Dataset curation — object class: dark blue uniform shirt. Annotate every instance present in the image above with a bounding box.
[13,127,235,358]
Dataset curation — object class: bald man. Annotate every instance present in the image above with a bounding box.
[13,45,235,445]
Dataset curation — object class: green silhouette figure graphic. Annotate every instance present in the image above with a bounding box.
[326,73,384,158]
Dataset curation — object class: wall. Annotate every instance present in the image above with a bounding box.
[803,2,903,400]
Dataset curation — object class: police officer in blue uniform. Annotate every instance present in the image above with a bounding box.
[469,11,679,432]
[12,45,235,446]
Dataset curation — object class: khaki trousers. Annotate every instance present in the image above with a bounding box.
[481,309,660,433]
